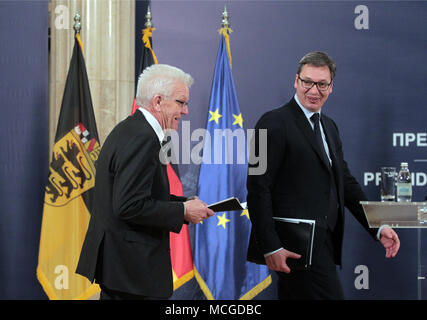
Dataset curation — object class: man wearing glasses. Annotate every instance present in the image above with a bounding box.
[76,64,214,299]
[246,51,400,299]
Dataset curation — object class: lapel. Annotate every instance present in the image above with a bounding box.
[321,115,344,201]
[321,116,337,164]
[289,99,330,172]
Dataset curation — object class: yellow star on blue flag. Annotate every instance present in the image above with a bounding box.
[232,113,243,128]
[209,108,222,124]
[217,213,231,229]
[240,209,250,220]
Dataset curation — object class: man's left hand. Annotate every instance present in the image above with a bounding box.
[380,227,400,258]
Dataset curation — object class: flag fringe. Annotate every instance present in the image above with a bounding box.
[239,275,272,300]
[173,269,195,291]
[74,283,101,300]
[194,266,270,300]
[36,266,57,300]
[36,266,100,300]
[76,33,83,52]
[193,265,214,300]
[218,27,233,68]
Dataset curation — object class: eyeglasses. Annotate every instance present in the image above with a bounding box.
[175,99,189,108]
[298,75,332,91]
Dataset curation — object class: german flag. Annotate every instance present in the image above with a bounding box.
[133,13,194,291]
[37,33,101,299]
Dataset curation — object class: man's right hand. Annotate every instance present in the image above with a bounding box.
[265,248,301,273]
[184,199,214,224]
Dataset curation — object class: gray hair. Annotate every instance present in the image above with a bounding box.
[297,51,336,80]
[135,64,194,108]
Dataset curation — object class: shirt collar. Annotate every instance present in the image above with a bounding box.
[138,107,165,144]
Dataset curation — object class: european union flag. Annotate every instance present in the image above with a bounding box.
[193,28,271,300]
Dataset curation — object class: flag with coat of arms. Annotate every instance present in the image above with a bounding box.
[37,32,101,300]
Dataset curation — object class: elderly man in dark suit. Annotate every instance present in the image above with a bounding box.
[76,64,214,300]
[247,51,400,300]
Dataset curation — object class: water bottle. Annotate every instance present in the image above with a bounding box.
[396,162,412,202]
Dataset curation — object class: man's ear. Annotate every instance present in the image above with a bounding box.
[293,74,298,89]
[152,95,162,110]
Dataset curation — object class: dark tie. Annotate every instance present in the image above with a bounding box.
[310,113,330,168]
[310,113,338,231]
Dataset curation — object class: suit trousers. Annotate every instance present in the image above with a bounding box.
[100,285,167,300]
[276,228,344,300]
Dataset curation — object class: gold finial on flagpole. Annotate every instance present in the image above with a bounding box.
[221,5,230,28]
[219,5,232,68]
[141,6,158,64]
[145,6,153,28]
[73,11,81,34]
[73,11,83,51]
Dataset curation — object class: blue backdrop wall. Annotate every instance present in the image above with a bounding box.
[146,0,427,300]
[0,0,48,299]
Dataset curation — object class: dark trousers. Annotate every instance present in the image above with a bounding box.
[276,228,344,300]
[100,285,167,300]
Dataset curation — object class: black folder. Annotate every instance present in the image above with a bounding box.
[207,197,246,212]
[248,218,315,270]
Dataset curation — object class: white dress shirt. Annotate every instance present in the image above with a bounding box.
[138,107,165,144]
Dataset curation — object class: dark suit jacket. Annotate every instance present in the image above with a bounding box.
[76,110,186,298]
[247,98,377,266]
